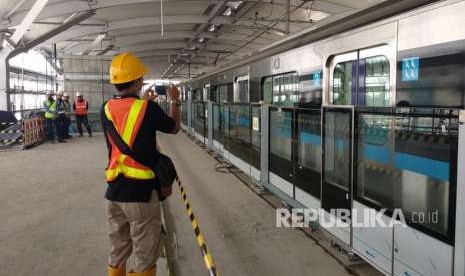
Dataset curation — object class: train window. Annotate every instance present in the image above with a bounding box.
[331,47,391,107]
[209,86,217,102]
[216,84,229,103]
[298,70,323,107]
[396,41,465,108]
[261,72,299,106]
[333,61,354,105]
[193,88,203,101]
[364,56,390,106]
[262,77,273,103]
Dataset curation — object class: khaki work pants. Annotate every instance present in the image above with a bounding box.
[106,190,164,272]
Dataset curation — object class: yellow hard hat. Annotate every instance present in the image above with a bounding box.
[110,52,149,84]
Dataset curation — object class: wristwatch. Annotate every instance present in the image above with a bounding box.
[169,99,181,106]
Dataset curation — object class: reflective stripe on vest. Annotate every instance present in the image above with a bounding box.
[44,100,56,119]
[104,98,155,181]
[74,100,88,115]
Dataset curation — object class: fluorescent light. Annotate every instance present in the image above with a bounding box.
[223,7,232,16]
[272,29,286,36]
[208,24,216,32]
[227,1,242,9]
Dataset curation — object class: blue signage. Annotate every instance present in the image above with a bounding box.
[312,71,321,86]
[402,57,419,81]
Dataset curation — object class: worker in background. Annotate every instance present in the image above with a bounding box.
[43,91,59,142]
[55,91,68,143]
[101,52,180,276]
[73,92,92,137]
[62,93,72,139]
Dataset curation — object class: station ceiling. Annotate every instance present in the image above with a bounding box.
[0,0,386,79]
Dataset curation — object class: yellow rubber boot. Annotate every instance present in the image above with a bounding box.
[127,266,156,276]
[108,266,125,276]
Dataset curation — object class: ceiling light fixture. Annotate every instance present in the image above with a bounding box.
[208,24,218,32]
[227,1,242,9]
[223,7,232,16]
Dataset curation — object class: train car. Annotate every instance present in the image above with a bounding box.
[180,1,465,275]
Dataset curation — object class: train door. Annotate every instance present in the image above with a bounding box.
[329,46,392,107]
[321,106,354,245]
[324,45,392,246]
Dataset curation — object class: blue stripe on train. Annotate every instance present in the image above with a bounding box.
[300,132,321,146]
[394,152,449,181]
[364,144,390,164]
[229,114,251,127]
[273,129,450,181]
[362,144,449,181]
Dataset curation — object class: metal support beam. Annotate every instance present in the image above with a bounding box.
[0,10,95,111]
[8,10,96,59]
[10,0,50,44]
[0,51,9,111]
[82,33,106,55]
[98,44,115,55]
[184,0,442,84]
[3,0,354,29]
[162,1,228,78]
[0,32,5,50]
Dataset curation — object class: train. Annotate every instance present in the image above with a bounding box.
[173,1,465,276]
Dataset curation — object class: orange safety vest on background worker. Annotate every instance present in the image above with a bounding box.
[104,97,155,182]
[74,100,88,115]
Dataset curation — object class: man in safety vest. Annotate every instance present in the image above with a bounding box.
[73,92,92,137]
[43,91,63,142]
[101,52,180,276]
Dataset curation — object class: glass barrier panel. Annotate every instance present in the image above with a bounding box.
[228,104,251,162]
[269,107,293,182]
[355,107,458,243]
[324,110,352,189]
[213,103,225,144]
[181,101,188,126]
[224,104,230,152]
[194,102,207,138]
[295,109,322,198]
[250,105,261,169]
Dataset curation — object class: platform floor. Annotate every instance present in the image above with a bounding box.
[0,132,353,276]
[158,132,351,276]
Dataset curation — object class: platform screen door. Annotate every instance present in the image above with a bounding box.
[321,106,354,245]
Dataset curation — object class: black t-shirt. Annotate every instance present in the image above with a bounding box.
[100,94,175,202]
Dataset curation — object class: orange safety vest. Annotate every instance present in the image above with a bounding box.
[104,98,155,182]
[74,100,88,115]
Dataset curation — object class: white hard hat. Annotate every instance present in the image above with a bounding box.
[45,91,53,95]
[57,91,64,96]
[76,92,82,97]
[63,93,69,97]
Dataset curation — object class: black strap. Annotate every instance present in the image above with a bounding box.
[105,118,157,170]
